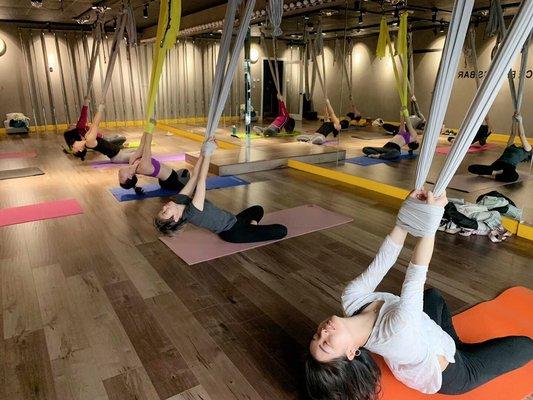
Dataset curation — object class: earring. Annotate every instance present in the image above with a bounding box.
[355,349,361,357]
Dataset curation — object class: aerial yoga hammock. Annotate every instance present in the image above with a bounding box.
[153,0,288,244]
[339,39,368,128]
[64,4,137,160]
[128,0,182,165]
[119,0,193,194]
[297,24,342,145]
[254,0,296,137]
[447,26,493,146]
[362,13,420,160]
[305,1,533,398]
[468,0,532,183]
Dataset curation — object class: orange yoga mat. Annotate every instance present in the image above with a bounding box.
[379,286,532,399]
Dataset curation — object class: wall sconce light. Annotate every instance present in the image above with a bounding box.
[250,47,259,63]
[0,38,6,57]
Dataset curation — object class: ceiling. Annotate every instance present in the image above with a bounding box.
[0,0,524,36]
[0,0,228,30]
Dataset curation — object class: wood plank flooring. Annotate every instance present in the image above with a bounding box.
[0,128,531,400]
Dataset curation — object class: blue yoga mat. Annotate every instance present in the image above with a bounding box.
[109,175,249,202]
[345,152,416,166]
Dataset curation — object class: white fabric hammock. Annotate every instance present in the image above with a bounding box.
[205,0,256,139]
[428,0,533,196]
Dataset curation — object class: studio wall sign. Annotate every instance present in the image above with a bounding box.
[457,68,533,79]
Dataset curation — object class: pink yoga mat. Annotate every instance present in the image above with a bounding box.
[160,204,353,265]
[435,143,495,155]
[0,151,37,159]
[0,199,83,227]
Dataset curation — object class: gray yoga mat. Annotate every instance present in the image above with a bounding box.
[426,173,531,193]
[351,131,390,140]
[0,167,44,181]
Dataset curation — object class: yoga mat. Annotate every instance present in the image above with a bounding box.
[427,173,531,193]
[0,199,83,227]
[436,143,496,155]
[351,132,389,140]
[0,167,44,180]
[0,151,37,159]
[109,175,249,202]
[345,153,417,166]
[379,286,533,399]
[235,130,301,139]
[160,204,353,265]
[90,153,185,169]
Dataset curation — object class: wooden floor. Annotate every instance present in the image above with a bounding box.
[0,128,532,400]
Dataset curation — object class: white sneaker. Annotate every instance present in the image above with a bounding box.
[445,222,461,234]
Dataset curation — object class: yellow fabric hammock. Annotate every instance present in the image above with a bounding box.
[376,13,410,119]
[144,0,182,134]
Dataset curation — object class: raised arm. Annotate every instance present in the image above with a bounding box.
[397,190,446,317]
[325,99,341,131]
[518,124,532,151]
[348,95,362,118]
[179,142,211,198]
[191,138,217,210]
[84,104,105,147]
[342,225,407,312]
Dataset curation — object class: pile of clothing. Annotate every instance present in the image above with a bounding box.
[439,191,522,243]
[4,113,30,129]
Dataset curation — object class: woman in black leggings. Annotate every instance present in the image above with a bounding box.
[154,137,287,243]
[305,190,532,399]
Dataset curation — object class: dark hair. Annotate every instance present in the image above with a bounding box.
[119,174,144,195]
[63,128,87,160]
[153,215,187,236]
[284,117,296,133]
[407,141,420,151]
[346,112,356,121]
[340,119,350,130]
[305,349,381,400]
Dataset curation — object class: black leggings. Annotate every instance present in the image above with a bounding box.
[218,205,288,244]
[422,288,533,395]
[362,142,401,160]
[468,160,519,183]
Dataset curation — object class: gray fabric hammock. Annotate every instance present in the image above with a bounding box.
[414,0,533,199]
[399,0,532,237]
[205,0,255,139]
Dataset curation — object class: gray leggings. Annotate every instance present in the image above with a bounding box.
[422,288,533,395]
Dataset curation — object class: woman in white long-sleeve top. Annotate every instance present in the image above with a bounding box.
[305,189,533,400]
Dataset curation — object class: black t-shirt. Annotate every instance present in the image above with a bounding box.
[87,137,121,159]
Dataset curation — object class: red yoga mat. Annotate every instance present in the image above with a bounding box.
[160,204,353,265]
[436,143,496,155]
[0,199,83,227]
[379,286,533,399]
[0,151,37,159]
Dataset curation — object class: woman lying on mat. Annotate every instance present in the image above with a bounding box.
[305,189,533,399]
[118,132,190,195]
[362,116,419,160]
[343,99,368,128]
[448,123,492,146]
[63,97,126,151]
[154,137,288,243]
[468,129,532,183]
[253,94,296,137]
[297,99,342,145]
[63,103,135,163]
[381,114,425,135]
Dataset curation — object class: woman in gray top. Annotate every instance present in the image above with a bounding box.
[305,190,532,399]
[154,137,287,243]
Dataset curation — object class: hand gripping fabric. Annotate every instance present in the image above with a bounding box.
[396,198,444,237]
[143,0,182,134]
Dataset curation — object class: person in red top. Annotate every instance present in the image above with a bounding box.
[63,96,126,151]
[254,94,296,137]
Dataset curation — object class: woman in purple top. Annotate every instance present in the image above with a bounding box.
[118,132,190,194]
[363,115,419,160]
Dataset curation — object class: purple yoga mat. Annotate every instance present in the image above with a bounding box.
[90,153,185,169]
[160,204,353,265]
